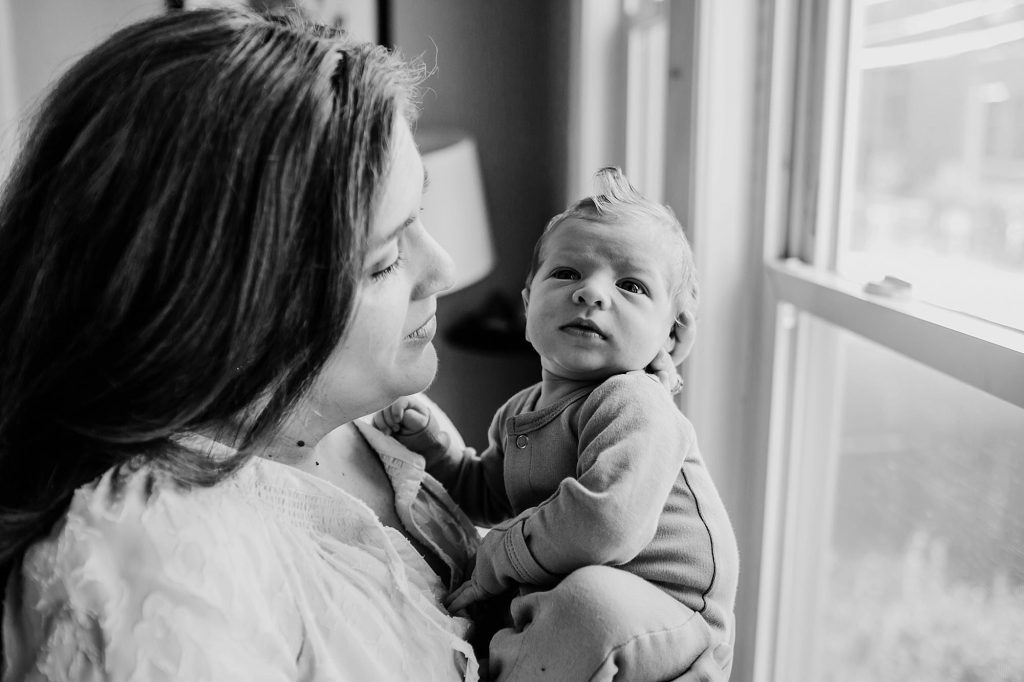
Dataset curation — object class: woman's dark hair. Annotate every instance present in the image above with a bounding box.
[0,9,420,578]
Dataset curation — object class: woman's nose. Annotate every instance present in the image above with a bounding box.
[412,226,456,299]
[572,281,607,309]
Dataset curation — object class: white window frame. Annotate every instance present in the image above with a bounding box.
[681,0,777,678]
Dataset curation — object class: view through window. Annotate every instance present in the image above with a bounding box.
[804,317,1024,681]
[838,0,1024,330]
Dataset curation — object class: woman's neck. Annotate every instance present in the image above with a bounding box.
[202,419,404,526]
[197,395,363,464]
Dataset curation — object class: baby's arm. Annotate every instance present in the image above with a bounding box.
[373,395,515,526]
[448,375,688,608]
[519,376,688,569]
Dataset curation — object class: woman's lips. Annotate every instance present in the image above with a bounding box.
[406,315,437,341]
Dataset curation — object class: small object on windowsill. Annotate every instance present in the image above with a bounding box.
[863,275,912,299]
[446,292,533,354]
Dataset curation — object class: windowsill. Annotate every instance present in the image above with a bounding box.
[766,258,1024,410]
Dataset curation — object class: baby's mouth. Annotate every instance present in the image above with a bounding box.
[561,318,606,338]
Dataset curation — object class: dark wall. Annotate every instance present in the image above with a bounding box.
[392,1,570,445]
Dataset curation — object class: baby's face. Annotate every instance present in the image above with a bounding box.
[524,217,683,381]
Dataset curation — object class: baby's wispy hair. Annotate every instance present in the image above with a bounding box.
[525,167,699,318]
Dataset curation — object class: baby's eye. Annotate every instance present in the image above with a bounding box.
[617,279,648,295]
[551,268,579,281]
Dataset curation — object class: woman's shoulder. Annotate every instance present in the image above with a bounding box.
[5,462,312,679]
[22,462,271,595]
[14,455,304,628]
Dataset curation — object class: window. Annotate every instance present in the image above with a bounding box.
[624,0,670,203]
[838,0,1024,330]
[766,310,1024,680]
[757,1,1024,680]
[566,0,676,204]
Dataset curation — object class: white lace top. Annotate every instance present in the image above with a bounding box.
[2,425,479,682]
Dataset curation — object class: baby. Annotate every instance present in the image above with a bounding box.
[375,167,738,670]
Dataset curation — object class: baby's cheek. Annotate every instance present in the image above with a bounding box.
[631,332,668,366]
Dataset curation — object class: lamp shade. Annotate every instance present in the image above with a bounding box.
[416,128,495,294]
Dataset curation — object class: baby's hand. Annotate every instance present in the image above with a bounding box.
[373,396,431,436]
[372,396,451,458]
[646,348,684,396]
[444,526,507,613]
[444,578,489,615]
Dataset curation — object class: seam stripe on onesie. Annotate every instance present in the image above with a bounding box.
[679,463,717,613]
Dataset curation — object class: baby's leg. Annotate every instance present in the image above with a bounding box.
[488,565,713,682]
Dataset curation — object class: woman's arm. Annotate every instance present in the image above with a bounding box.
[669,643,733,682]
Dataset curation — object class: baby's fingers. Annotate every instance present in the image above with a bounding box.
[371,410,395,435]
[445,581,484,613]
[647,349,683,394]
[387,401,407,426]
[648,347,674,374]
[401,405,431,434]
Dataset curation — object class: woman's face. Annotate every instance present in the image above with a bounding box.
[304,118,454,424]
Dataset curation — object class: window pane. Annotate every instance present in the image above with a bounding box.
[838,0,1024,330]
[792,315,1024,681]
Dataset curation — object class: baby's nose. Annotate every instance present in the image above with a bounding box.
[571,283,607,309]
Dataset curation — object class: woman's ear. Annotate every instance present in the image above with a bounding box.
[663,310,697,365]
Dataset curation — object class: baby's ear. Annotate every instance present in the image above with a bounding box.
[663,310,697,365]
[521,288,531,341]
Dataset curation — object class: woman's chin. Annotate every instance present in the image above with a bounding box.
[396,344,439,397]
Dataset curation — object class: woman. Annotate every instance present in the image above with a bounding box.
[0,9,727,681]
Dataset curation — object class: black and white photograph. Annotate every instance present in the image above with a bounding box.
[0,1,1021,680]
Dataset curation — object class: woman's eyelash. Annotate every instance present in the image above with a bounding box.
[371,254,406,281]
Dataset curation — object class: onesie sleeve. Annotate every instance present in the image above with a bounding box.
[470,374,692,591]
[423,399,515,527]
